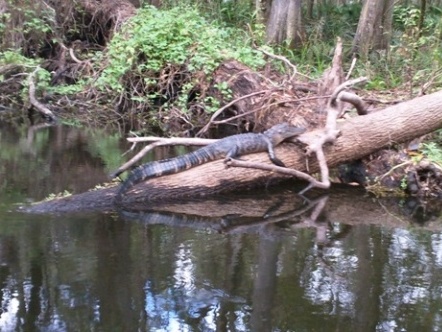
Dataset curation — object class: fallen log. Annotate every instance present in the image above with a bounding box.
[21,89,442,214]
[117,88,442,201]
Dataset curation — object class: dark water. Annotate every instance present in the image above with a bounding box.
[1,123,442,331]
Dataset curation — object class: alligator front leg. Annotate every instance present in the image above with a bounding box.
[265,139,286,167]
[223,142,285,167]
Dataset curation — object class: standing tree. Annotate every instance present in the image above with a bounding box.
[351,0,394,57]
[265,0,304,47]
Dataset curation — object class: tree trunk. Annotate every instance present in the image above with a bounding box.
[306,0,314,19]
[373,0,394,51]
[351,0,384,57]
[266,0,304,47]
[22,89,442,213]
[418,0,427,37]
[255,0,271,24]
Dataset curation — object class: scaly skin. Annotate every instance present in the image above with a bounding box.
[115,123,305,204]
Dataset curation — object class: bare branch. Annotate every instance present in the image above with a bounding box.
[196,90,275,137]
[226,158,329,190]
[338,91,368,115]
[330,77,368,105]
[258,47,312,81]
[110,136,217,178]
[298,76,368,194]
[28,68,58,123]
[126,136,217,145]
[345,56,358,80]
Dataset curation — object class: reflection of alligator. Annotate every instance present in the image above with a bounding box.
[115,123,306,204]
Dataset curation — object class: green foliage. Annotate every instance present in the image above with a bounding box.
[307,3,361,40]
[97,6,265,92]
[61,119,83,127]
[422,142,442,167]
[50,82,88,96]
[0,50,38,66]
[400,176,408,190]
[0,1,55,54]
[381,5,442,90]
[218,0,254,26]
[214,81,233,100]
[0,11,10,37]
[350,5,442,91]
[23,14,53,35]
[160,0,254,27]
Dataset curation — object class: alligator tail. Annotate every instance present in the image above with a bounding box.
[114,146,217,205]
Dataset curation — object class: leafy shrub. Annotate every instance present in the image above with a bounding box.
[97,5,265,92]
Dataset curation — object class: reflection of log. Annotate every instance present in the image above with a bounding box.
[21,90,442,213]
[22,180,441,234]
[118,187,441,232]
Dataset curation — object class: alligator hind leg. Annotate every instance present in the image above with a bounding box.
[224,146,245,164]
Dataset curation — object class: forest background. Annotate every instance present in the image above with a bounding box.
[0,0,441,162]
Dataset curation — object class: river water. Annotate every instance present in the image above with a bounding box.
[0,123,441,331]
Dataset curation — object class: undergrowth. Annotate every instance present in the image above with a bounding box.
[93,5,265,132]
[269,4,442,90]
[1,2,442,131]
[98,6,264,91]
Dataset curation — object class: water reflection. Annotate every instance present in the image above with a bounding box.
[117,193,442,331]
[3,203,442,331]
[1,123,442,331]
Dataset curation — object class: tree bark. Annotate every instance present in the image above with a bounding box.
[373,0,394,51]
[21,89,442,213]
[266,0,304,47]
[351,0,384,57]
[255,0,271,24]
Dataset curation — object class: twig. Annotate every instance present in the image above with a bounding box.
[196,89,276,137]
[419,68,442,96]
[258,47,313,81]
[375,160,413,183]
[330,77,368,105]
[345,56,357,80]
[126,136,217,145]
[211,95,330,126]
[68,47,83,64]
[338,91,368,115]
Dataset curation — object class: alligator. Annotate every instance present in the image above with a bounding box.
[114,123,306,204]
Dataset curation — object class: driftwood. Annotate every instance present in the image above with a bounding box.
[20,88,442,214]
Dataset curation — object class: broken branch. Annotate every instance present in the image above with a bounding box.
[28,67,58,123]
[226,158,329,190]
